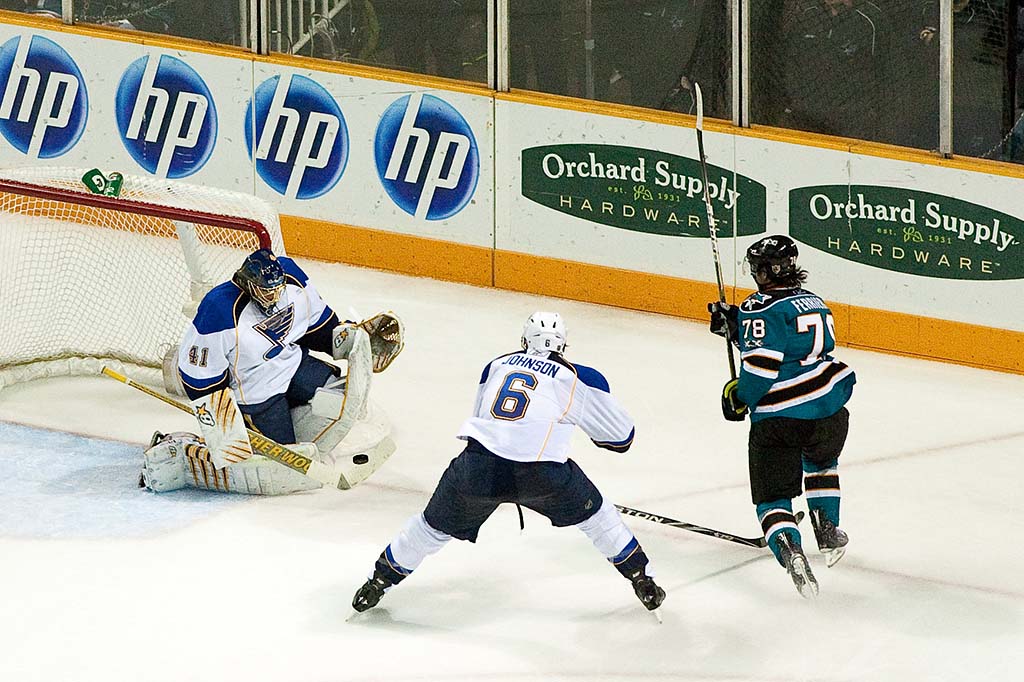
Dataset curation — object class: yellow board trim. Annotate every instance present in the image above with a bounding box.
[283,218,1023,375]
[280,216,493,287]
[256,52,493,97]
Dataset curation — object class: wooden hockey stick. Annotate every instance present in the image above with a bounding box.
[101,366,353,490]
[694,82,737,379]
[616,504,805,549]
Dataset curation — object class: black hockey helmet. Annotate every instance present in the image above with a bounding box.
[233,248,285,314]
[746,235,803,289]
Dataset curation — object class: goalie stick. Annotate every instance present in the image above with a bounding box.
[616,504,805,549]
[694,82,737,380]
[101,367,354,490]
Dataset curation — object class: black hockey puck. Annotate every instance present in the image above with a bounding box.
[353,454,370,465]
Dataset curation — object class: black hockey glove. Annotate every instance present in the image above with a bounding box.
[708,302,739,346]
[721,378,748,422]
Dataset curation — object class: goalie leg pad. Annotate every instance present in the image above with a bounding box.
[144,431,237,494]
[141,432,190,492]
[293,330,371,453]
[323,400,394,488]
[224,454,323,495]
[143,433,322,495]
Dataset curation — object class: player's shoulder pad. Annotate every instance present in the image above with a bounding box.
[565,360,611,393]
[193,282,248,334]
[278,256,309,287]
[480,351,519,384]
[739,288,809,315]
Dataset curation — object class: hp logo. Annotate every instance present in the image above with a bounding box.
[0,35,87,159]
[245,74,348,200]
[375,93,478,220]
[116,55,217,178]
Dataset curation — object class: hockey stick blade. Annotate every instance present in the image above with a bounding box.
[616,504,805,549]
[101,366,352,490]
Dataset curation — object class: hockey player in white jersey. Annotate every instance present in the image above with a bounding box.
[140,248,404,495]
[351,312,665,614]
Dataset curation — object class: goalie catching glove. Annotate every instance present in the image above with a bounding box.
[190,387,254,467]
[333,311,405,373]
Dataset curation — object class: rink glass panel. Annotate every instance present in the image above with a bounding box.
[509,0,732,120]
[951,0,1021,164]
[265,0,489,83]
[71,0,249,47]
[748,0,942,151]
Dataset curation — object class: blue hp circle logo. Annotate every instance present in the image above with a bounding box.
[0,35,88,159]
[375,93,479,220]
[116,55,217,178]
[245,74,348,200]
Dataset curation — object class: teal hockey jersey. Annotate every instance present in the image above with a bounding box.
[735,288,855,422]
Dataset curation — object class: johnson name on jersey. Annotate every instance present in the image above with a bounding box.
[736,289,855,421]
[178,257,337,406]
[458,351,635,463]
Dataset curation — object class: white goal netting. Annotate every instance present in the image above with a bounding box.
[0,167,285,391]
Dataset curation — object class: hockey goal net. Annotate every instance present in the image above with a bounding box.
[0,167,285,392]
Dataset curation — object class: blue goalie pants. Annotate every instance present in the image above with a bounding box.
[238,350,338,445]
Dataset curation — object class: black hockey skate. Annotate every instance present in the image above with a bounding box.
[351,572,392,613]
[810,509,848,568]
[628,570,666,611]
[776,533,819,599]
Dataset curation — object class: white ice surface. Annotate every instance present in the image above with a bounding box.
[1,258,1022,682]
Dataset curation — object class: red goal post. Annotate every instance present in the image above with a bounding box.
[0,167,286,392]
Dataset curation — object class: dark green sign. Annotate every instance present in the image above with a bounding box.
[790,185,1023,280]
[521,144,766,238]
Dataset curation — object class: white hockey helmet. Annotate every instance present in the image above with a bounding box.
[521,311,567,355]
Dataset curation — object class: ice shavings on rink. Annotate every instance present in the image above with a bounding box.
[0,422,246,538]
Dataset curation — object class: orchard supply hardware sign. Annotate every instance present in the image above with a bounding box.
[790,186,1023,280]
[521,144,766,237]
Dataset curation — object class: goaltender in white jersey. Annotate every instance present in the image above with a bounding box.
[179,253,337,406]
[141,249,405,496]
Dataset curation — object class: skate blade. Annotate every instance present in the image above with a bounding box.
[792,557,819,600]
[823,546,846,568]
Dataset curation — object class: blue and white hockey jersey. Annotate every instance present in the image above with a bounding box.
[457,351,635,463]
[736,288,856,422]
[177,256,337,406]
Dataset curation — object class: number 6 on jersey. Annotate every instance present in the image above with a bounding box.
[490,371,537,420]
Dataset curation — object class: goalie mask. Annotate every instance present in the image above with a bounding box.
[521,312,567,355]
[234,249,286,314]
[745,235,805,291]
